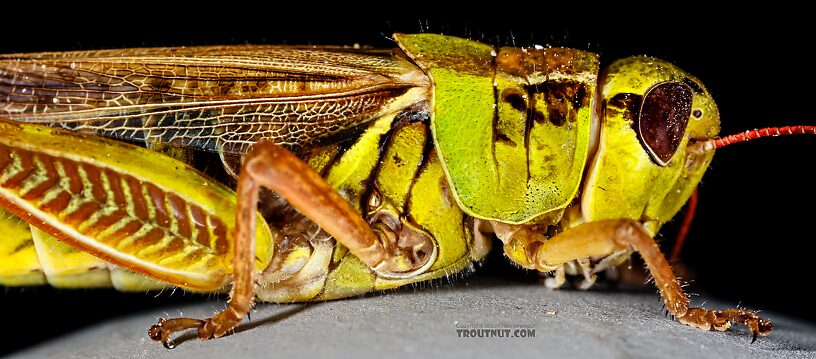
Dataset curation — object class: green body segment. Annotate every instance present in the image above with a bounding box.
[396,34,598,224]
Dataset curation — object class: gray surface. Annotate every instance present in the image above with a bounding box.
[9,276,816,359]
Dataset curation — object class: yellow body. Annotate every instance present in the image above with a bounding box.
[0,34,718,303]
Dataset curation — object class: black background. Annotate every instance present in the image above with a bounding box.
[1,6,814,355]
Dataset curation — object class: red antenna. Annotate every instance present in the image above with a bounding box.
[689,126,816,154]
[674,125,814,260]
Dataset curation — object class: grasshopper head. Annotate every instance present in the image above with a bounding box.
[598,56,721,164]
[582,56,720,233]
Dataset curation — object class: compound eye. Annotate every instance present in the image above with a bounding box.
[638,82,693,165]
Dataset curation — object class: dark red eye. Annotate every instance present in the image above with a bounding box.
[638,82,693,166]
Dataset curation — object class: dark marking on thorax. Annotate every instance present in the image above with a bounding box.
[532,81,588,127]
[526,84,548,124]
[500,81,590,129]
[501,88,527,113]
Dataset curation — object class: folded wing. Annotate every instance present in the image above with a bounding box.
[0,45,429,154]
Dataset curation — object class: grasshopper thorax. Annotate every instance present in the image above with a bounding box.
[396,34,599,224]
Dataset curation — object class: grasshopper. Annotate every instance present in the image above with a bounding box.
[0,33,811,348]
